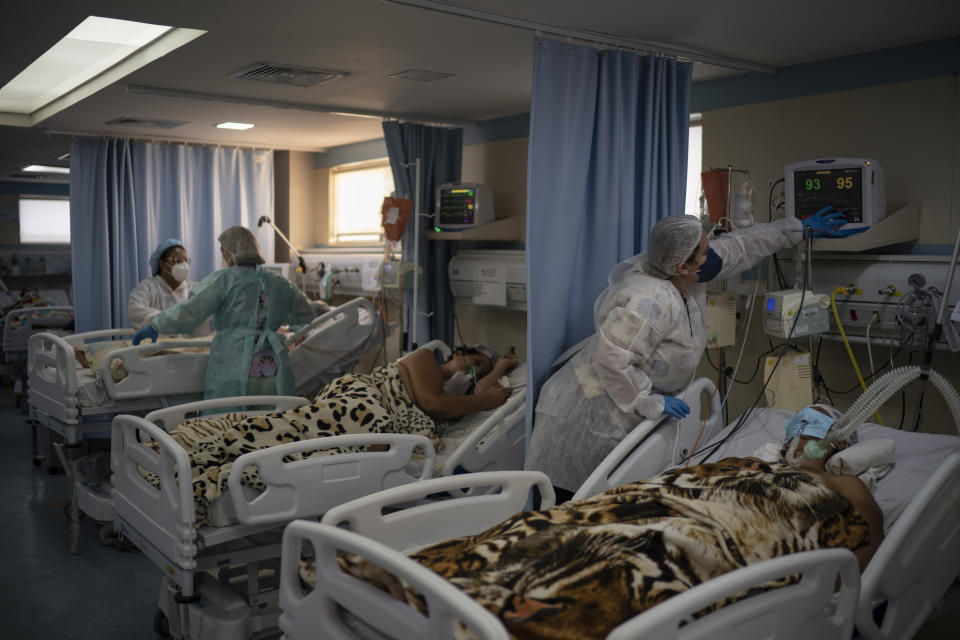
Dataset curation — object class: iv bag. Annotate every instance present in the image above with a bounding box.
[381,197,413,242]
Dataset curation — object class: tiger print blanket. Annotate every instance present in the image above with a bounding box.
[147,364,437,526]
[304,458,869,640]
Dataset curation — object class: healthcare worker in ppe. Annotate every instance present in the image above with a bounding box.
[527,208,854,498]
[132,226,315,399]
[128,239,210,336]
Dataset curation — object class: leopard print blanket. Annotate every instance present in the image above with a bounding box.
[308,458,869,640]
[149,364,437,526]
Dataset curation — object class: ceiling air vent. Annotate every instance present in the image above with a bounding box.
[229,61,348,87]
[105,117,186,129]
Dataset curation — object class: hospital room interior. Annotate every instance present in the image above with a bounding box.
[2,1,960,639]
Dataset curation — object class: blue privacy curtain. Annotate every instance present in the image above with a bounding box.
[525,38,692,443]
[70,137,274,331]
[383,121,463,350]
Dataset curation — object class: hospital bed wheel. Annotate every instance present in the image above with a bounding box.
[153,609,171,638]
[32,458,41,467]
[97,525,115,547]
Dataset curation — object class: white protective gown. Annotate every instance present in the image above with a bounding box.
[128,275,211,336]
[527,217,802,492]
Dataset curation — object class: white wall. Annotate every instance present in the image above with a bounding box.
[699,75,960,435]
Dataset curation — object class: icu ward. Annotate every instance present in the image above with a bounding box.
[2,3,960,640]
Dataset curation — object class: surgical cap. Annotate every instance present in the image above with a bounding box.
[219,226,265,266]
[473,344,499,370]
[150,239,184,275]
[643,215,703,279]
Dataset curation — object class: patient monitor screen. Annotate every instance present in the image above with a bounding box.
[793,167,863,223]
[438,187,478,225]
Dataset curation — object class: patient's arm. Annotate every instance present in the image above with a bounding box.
[475,352,519,394]
[398,349,510,422]
[819,472,884,571]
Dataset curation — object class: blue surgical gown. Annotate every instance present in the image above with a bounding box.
[152,265,315,399]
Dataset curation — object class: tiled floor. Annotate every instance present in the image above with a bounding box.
[0,399,161,639]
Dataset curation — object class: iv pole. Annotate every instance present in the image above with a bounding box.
[257,216,307,274]
[402,158,432,350]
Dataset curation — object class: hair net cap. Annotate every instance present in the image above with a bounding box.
[643,215,703,279]
[219,226,265,266]
[150,239,184,275]
[473,344,499,367]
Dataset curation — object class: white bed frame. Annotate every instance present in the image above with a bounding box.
[574,376,725,500]
[112,396,438,640]
[289,296,382,396]
[2,305,74,362]
[277,471,860,640]
[573,408,960,640]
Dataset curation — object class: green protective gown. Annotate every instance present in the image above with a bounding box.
[151,265,315,399]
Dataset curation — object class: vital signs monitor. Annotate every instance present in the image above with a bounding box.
[784,158,885,229]
[434,183,494,231]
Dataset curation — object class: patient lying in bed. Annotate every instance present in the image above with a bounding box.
[300,404,883,640]
[147,343,520,526]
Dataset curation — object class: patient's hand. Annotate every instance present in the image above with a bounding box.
[494,353,519,375]
[480,383,511,409]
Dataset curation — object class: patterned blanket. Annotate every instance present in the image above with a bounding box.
[305,458,869,640]
[147,364,437,526]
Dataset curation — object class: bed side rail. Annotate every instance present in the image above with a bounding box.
[111,414,197,565]
[101,339,210,400]
[607,549,860,640]
[228,434,437,526]
[573,377,722,500]
[3,305,74,351]
[279,521,508,640]
[441,389,526,478]
[321,470,554,552]
[289,296,372,343]
[28,331,80,397]
[856,448,960,640]
[63,328,136,346]
[144,396,310,430]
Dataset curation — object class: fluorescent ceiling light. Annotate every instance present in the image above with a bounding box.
[22,164,70,174]
[216,122,255,130]
[0,17,205,126]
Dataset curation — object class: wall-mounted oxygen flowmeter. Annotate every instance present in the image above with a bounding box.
[784,158,885,230]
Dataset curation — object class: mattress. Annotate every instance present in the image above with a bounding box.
[702,407,960,532]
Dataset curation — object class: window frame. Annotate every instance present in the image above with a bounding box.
[328,158,395,246]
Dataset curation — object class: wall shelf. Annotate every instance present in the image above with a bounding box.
[426,216,523,241]
[811,202,919,252]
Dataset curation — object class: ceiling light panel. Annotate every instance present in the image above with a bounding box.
[22,164,70,174]
[216,122,255,130]
[0,17,171,114]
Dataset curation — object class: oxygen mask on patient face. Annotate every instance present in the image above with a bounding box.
[443,368,476,396]
[783,406,836,464]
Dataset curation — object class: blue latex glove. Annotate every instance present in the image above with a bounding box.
[802,206,851,238]
[132,324,159,345]
[662,396,690,420]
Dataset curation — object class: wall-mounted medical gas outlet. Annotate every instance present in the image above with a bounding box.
[706,292,738,347]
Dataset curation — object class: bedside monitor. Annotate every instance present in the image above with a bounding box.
[434,183,495,231]
[784,158,885,229]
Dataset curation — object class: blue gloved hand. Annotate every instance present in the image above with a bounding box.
[662,396,690,420]
[132,324,159,345]
[802,206,848,237]
[822,226,869,238]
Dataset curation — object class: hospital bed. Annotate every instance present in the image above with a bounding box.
[2,304,74,405]
[111,395,438,640]
[279,473,860,640]
[27,328,210,552]
[288,296,383,397]
[574,406,960,640]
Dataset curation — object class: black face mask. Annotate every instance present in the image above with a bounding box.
[696,248,723,282]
